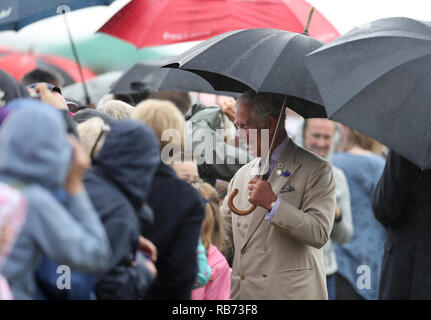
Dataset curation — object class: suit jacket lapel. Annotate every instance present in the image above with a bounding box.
[240,139,301,250]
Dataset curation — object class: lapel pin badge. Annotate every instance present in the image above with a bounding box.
[281,170,291,177]
[276,168,291,177]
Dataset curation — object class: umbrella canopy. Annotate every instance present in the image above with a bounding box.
[304,17,431,169]
[62,71,123,105]
[0,0,117,31]
[0,50,96,85]
[111,59,238,97]
[98,0,339,48]
[164,28,327,118]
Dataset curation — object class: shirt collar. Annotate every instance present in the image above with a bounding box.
[271,136,290,163]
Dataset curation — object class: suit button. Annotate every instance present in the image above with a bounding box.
[262,273,267,278]
[240,274,245,280]
[241,248,246,255]
[236,222,241,227]
[263,246,268,252]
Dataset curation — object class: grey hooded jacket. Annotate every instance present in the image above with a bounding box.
[0,99,112,299]
[293,120,354,276]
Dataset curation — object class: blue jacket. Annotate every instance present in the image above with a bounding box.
[0,99,112,299]
[332,152,386,300]
[142,163,205,300]
[85,119,160,300]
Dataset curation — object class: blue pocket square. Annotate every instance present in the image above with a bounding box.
[280,185,295,193]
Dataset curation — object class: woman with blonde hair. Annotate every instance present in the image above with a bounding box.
[131,99,184,158]
[131,98,205,300]
[191,181,231,300]
[331,125,386,300]
[76,117,110,161]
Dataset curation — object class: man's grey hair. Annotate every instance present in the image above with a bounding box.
[236,90,286,127]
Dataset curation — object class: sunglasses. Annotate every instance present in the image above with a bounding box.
[90,123,111,161]
[26,82,62,95]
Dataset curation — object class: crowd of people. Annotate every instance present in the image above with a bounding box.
[0,63,429,301]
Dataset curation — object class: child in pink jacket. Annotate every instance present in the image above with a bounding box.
[192,182,231,300]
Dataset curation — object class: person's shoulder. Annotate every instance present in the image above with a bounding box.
[367,153,386,166]
[331,152,355,168]
[85,170,120,196]
[331,165,346,179]
[293,141,331,169]
[20,185,66,229]
[367,154,386,176]
[208,245,230,270]
[22,184,57,209]
[161,171,203,204]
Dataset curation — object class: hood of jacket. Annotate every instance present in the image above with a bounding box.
[92,119,160,208]
[0,99,72,190]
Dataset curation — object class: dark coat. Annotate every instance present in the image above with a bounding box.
[84,119,160,300]
[142,163,205,300]
[371,150,431,299]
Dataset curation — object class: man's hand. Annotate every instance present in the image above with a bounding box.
[248,176,277,211]
[219,97,236,122]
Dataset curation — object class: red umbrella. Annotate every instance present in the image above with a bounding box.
[99,0,340,48]
[0,50,96,86]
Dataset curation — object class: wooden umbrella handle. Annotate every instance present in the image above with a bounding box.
[228,188,257,216]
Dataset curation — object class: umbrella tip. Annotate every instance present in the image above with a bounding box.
[302,6,315,36]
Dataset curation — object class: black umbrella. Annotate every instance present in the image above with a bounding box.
[111,59,238,98]
[164,13,328,215]
[304,17,431,169]
[0,70,29,106]
[164,27,327,118]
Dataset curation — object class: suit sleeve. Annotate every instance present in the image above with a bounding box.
[371,150,419,227]
[220,171,239,251]
[270,161,336,249]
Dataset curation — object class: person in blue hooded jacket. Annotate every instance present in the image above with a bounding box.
[83,118,160,299]
[0,98,112,300]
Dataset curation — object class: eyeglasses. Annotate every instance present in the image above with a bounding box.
[186,178,205,185]
[90,123,110,161]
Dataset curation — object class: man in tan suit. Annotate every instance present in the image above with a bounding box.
[221,91,336,300]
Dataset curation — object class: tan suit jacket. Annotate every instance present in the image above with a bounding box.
[221,139,336,299]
